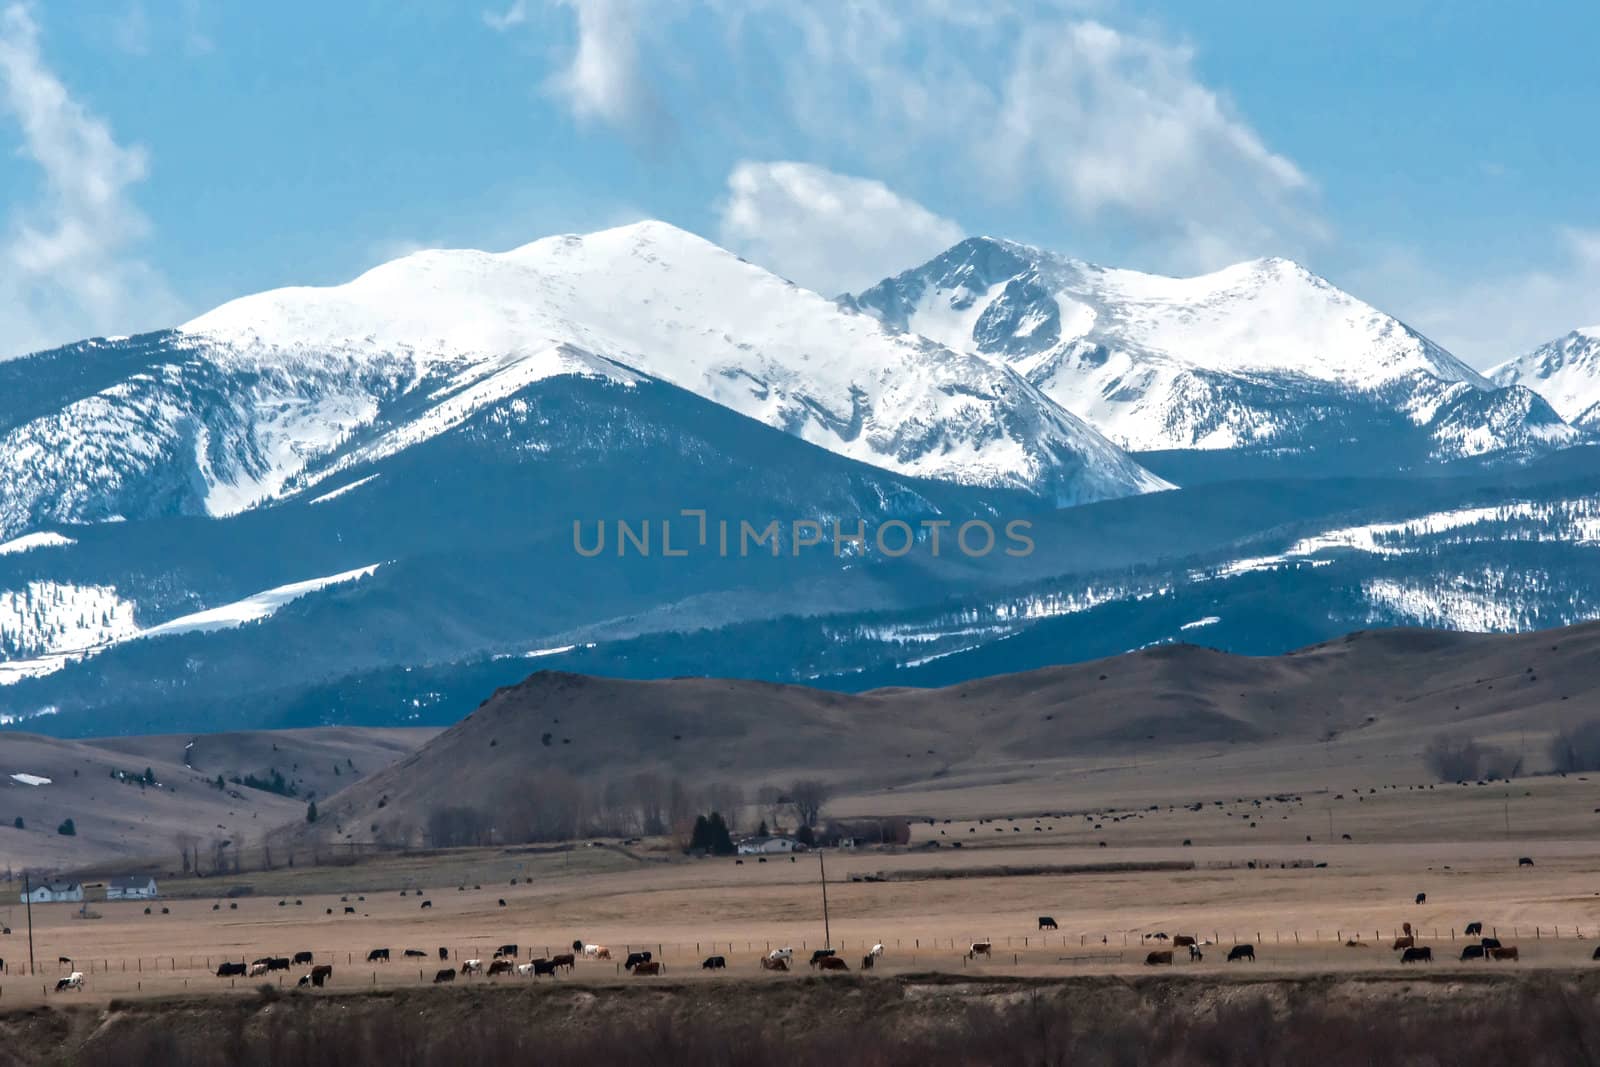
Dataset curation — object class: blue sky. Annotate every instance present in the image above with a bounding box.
[0,1,1596,366]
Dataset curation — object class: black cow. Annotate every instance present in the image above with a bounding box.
[498,944,519,958]
[533,958,558,977]
[1038,916,1058,930]
[1591,945,1600,961]
[420,900,432,909]
[1481,937,1502,950]
[1415,893,1426,905]
[216,961,247,977]
[367,948,390,962]
[404,949,427,958]
[1460,945,1486,961]
[808,948,836,967]
[297,974,311,987]
[265,958,289,972]
[1464,922,1482,936]
[861,953,874,970]
[292,951,314,965]
[434,968,456,983]
[1401,946,1432,963]
[311,965,332,987]
[1227,944,1255,962]
[624,951,652,970]
[344,907,356,915]
[439,947,450,961]
[1519,857,1535,867]
[702,955,726,970]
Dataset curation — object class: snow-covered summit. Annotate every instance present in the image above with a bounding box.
[853,237,1571,457]
[1490,327,1600,430]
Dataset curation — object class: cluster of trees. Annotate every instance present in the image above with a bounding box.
[109,767,159,787]
[1423,733,1523,782]
[686,812,735,855]
[1549,720,1600,773]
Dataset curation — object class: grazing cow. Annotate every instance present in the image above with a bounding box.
[293,951,314,965]
[498,944,519,958]
[216,962,247,977]
[404,949,427,958]
[869,943,884,958]
[624,951,652,970]
[1392,936,1415,951]
[439,947,450,961]
[552,953,576,972]
[817,956,848,972]
[1460,945,1486,961]
[1464,922,1483,936]
[631,961,662,976]
[861,954,874,970]
[58,956,71,965]
[1481,937,1502,950]
[587,945,612,960]
[1227,944,1255,962]
[55,972,83,992]
[516,962,535,977]
[966,942,992,960]
[1591,945,1600,961]
[498,899,507,908]
[461,959,483,976]
[298,974,311,987]
[1173,935,1196,948]
[533,958,558,977]
[344,907,356,915]
[760,957,789,972]
[767,947,793,962]
[1038,916,1058,930]
[487,959,514,976]
[1145,950,1174,965]
[702,955,727,970]
[1415,893,1426,905]
[367,948,390,963]
[808,948,836,967]
[1401,946,1433,963]
[311,965,332,987]
[1188,945,1203,962]
[249,962,269,977]
[434,968,456,984]
[1490,946,1519,961]
[1345,940,1368,948]
[420,901,432,910]
[1519,857,1535,867]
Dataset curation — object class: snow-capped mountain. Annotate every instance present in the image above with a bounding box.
[850,238,1580,462]
[1490,327,1600,430]
[0,223,1167,545]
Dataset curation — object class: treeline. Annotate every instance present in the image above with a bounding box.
[1423,718,1600,782]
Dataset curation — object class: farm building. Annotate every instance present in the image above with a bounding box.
[20,881,82,904]
[106,875,159,900]
[736,835,807,855]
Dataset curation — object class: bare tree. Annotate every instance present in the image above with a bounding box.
[704,782,746,832]
[786,779,831,830]
[174,831,198,874]
[757,784,784,830]
[1550,720,1600,773]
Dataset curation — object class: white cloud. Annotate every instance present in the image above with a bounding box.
[1349,229,1600,368]
[0,3,179,359]
[483,0,529,32]
[717,161,963,294]
[543,0,652,128]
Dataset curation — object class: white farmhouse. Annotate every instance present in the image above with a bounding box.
[21,880,83,904]
[106,875,159,901]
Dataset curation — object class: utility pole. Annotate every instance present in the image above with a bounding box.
[24,871,35,977]
[819,851,831,949]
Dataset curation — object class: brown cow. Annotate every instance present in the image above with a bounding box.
[310,964,333,987]
[818,956,848,971]
[551,953,576,972]
[487,959,514,976]
[1392,936,1415,951]
[631,961,662,976]
[760,957,789,972]
[1173,935,1196,948]
[965,941,992,960]
[1145,950,1174,965]
[1490,946,1519,961]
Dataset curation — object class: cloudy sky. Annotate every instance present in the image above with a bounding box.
[0,0,1596,366]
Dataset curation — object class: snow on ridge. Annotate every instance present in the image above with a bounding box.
[140,564,382,638]
[308,473,380,505]
[1179,616,1221,630]
[0,532,75,556]
[9,772,51,786]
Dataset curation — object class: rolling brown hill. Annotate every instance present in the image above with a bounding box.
[0,727,435,873]
[278,622,1600,852]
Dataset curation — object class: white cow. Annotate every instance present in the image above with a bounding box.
[767,946,793,962]
[516,962,536,976]
[583,943,610,960]
[869,943,885,958]
[461,959,483,976]
[248,961,270,977]
[966,941,992,960]
[55,972,84,992]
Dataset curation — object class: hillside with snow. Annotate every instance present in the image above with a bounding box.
[851,238,1580,461]
[1491,327,1600,430]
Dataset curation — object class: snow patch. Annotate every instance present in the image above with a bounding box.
[0,532,75,556]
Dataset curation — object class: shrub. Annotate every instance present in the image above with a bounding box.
[58,817,76,836]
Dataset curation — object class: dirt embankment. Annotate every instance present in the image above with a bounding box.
[7,971,1600,1066]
